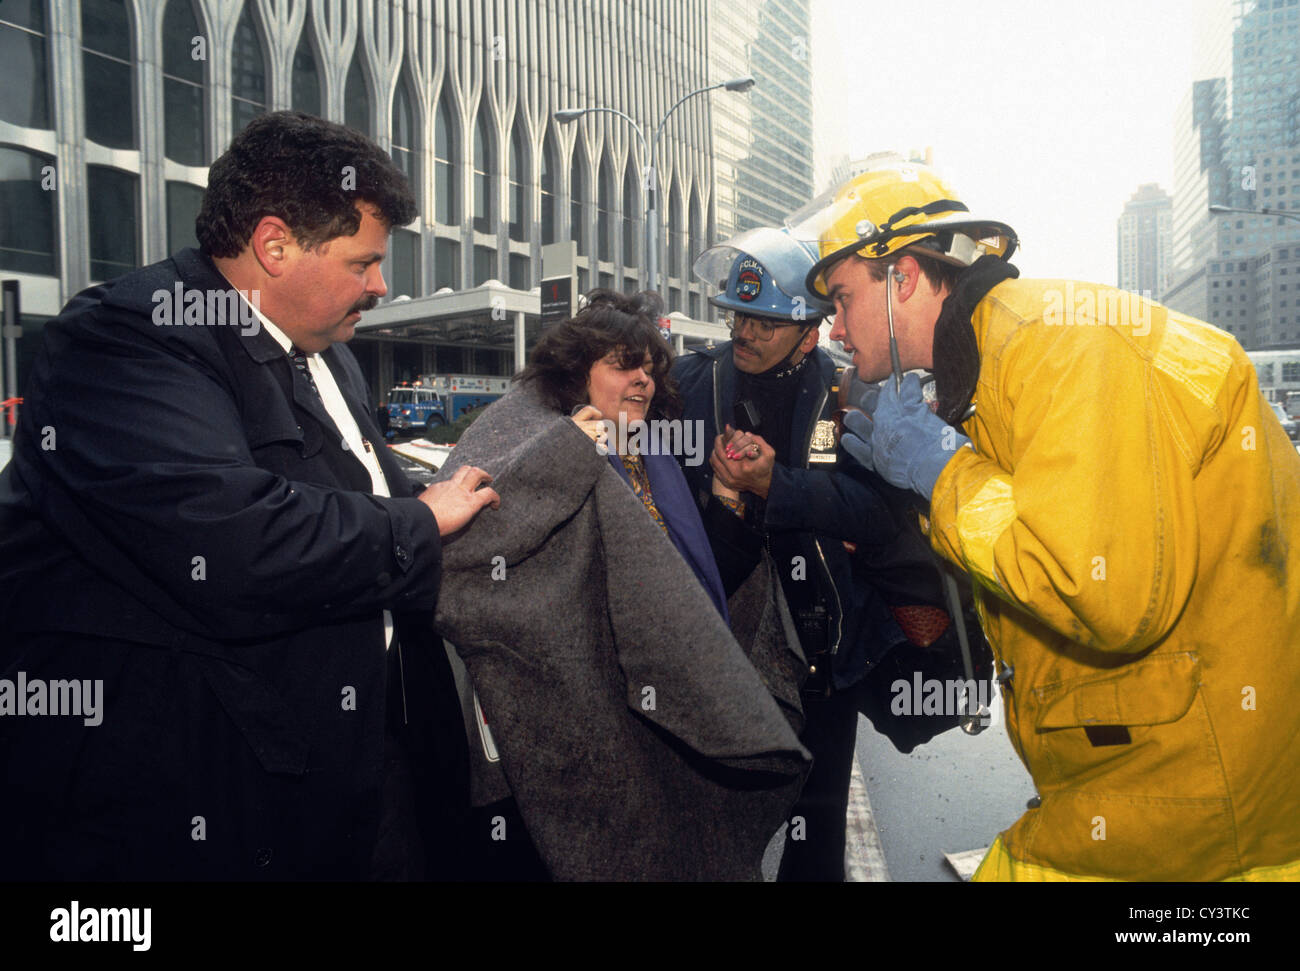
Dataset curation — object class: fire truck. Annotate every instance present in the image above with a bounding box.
[385,375,509,431]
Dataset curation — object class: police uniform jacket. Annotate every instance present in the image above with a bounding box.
[672,343,908,689]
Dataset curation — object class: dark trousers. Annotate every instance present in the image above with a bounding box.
[367,721,426,881]
[467,797,550,881]
[778,684,864,882]
[1,633,379,880]
[1,631,466,881]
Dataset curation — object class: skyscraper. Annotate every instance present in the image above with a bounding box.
[1222,0,1300,255]
[1164,0,1300,349]
[708,0,815,241]
[1118,184,1173,296]
[0,0,724,395]
[1170,78,1229,278]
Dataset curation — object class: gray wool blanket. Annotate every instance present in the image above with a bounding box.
[431,381,811,880]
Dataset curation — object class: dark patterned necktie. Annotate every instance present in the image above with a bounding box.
[289,345,321,398]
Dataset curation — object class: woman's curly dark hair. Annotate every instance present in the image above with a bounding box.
[197,111,417,257]
[516,289,683,421]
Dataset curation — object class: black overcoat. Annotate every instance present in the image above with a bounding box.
[0,248,467,880]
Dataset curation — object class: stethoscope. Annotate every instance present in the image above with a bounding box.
[885,262,989,735]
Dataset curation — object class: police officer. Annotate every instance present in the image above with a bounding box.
[674,227,908,880]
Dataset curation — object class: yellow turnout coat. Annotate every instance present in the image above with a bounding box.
[927,278,1300,881]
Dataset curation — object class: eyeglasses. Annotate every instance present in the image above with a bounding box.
[725,312,806,342]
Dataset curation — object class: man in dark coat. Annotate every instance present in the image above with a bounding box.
[676,227,911,881]
[0,112,498,880]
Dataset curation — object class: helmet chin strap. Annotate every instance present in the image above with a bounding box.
[753,322,817,377]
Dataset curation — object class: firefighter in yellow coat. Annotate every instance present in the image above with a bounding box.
[795,160,1300,881]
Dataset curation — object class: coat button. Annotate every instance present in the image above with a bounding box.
[1026,796,1041,809]
[395,545,409,562]
[997,663,1015,685]
[254,847,273,868]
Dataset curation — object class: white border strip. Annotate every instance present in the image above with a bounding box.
[845,756,891,882]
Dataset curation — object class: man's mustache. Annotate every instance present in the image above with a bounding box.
[351,295,380,315]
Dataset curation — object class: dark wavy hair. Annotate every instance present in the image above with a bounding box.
[516,289,682,421]
[197,111,417,258]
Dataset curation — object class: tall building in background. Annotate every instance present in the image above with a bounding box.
[0,0,722,394]
[1170,78,1229,277]
[1192,0,1237,110]
[708,0,815,240]
[822,148,933,195]
[1165,0,1300,350]
[1118,184,1173,296]
[1221,0,1300,254]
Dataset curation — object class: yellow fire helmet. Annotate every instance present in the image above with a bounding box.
[789,160,1019,298]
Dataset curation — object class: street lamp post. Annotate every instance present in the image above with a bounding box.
[1209,203,1300,224]
[553,105,648,294]
[556,76,754,298]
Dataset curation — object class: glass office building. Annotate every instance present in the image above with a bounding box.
[0,0,726,394]
[708,0,815,244]
[1165,0,1300,348]
[1117,183,1173,297]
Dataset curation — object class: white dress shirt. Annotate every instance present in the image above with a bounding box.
[251,307,396,650]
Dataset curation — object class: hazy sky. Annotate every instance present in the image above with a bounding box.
[810,0,1211,285]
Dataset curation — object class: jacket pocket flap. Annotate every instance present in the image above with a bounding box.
[193,654,311,775]
[1035,652,1200,730]
[245,415,328,459]
[244,409,304,447]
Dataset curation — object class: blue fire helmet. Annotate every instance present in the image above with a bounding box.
[693,226,833,323]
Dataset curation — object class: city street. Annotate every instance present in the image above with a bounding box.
[852,687,1036,882]
[761,684,1038,883]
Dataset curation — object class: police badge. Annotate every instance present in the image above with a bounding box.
[809,419,838,464]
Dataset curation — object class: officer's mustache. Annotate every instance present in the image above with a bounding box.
[350,295,380,315]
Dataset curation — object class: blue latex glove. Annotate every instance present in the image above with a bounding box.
[864,373,971,500]
[842,407,876,469]
[840,376,883,469]
[848,375,882,414]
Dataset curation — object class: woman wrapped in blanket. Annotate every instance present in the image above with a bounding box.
[431,289,809,881]
[521,289,743,616]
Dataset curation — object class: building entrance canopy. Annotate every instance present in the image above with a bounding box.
[356,281,542,370]
[356,280,731,369]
